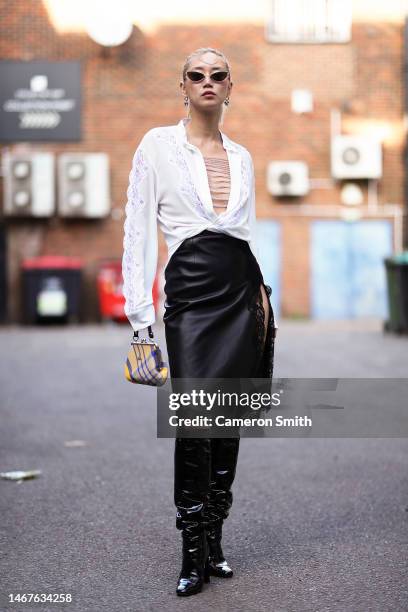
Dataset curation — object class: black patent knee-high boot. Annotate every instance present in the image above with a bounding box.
[207,518,233,578]
[176,526,210,596]
[205,437,240,578]
[174,437,212,596]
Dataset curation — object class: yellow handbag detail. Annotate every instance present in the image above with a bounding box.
[124,325,168,386]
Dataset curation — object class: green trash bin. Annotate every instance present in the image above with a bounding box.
[384,252,408,333]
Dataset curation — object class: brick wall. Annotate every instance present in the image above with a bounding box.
[0,1,405,321]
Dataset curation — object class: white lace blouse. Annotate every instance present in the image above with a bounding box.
[121,117,260,332]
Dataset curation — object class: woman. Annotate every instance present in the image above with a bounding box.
[122,47,276,597]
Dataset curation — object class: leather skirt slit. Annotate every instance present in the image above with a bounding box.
[163,229,276,381]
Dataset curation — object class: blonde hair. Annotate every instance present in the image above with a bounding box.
[181,47,231,81]
[181,47,231,127]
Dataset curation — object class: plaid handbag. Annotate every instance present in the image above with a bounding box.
[124,326,168,386]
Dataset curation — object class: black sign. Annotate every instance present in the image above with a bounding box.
[0,61,81,142]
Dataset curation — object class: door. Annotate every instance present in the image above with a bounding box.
[311,220,393,319]
[256,220,281,319]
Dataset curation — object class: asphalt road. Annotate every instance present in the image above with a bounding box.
[1,320,407,612]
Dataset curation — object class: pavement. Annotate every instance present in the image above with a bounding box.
[0,320,407,612]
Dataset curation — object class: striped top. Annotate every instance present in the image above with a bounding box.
[203,156,231,214]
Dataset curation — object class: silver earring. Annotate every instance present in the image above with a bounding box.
[224,97,230,106]
[184,96,189,107]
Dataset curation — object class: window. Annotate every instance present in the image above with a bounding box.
[265,0,352,43]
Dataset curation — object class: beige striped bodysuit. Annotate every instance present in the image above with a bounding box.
[203,156,231,215]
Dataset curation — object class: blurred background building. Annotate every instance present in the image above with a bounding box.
[0,0,406,325]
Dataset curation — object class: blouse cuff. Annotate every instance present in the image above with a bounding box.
[127,303,156,333]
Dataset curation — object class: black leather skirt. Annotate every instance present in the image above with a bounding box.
[163,229,276,380]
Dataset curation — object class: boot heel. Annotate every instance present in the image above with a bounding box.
[206,520,234,578]
[176,528,209,596]
[204,557,211,583]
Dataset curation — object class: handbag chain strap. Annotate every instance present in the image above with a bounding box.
[132,325,154,342]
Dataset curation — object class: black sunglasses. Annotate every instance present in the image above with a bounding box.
[186,70,229,83]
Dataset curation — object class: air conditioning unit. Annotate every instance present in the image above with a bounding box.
[331,135,382,179]
[2,152,55,217]
[58,153,110,218]
[267,161,309,197]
